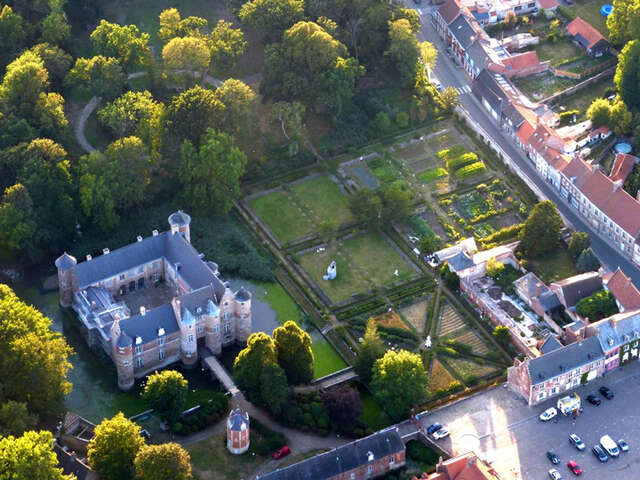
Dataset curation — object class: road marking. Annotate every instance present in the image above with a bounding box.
[457,85,471,95]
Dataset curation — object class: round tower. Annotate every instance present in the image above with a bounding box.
[179,305,198,368]
[226,408,250,454]
[168,210,191,243]
[234,287,252,343]
[55,252,77,308]
[111,319,135,390]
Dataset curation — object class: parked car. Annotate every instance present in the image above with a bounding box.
[273,446,291,459]
[600,435,620,457]
[540,407,558,421]
[569,434,586,451]
[586,394,601,406]
[427,423,442,434]
[413,0,422,4]
[567,460,582,476]
[592,445,608,463]
[548,469,563,480]
[547,450,560,465]
[599,386,614,399]
[433,427,450,440]
[618,439,629,452]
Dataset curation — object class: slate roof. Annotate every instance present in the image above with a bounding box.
[466,41,489,71]
[447,251,475,272]
[120,303,179,343]
[228,408,249,431]
[168,210,191,226]
[591,311,640,352]
[527,336,603,384]
[256,428,404,480]
[450,15,476,50]
[539,291,561,311]
[56,252,77,270]
[116,331,133,348]
[179,284,222,315]
[540,335,563,354]
[472,70,524,128]
[235,286,251,302]
[551,272,602,308]
[74,231,225,299]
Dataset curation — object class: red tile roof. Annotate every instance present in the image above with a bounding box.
[609,153,637,183]
[502,51,542,72]
[566,17,607,49]
[561,156,640,237]
[588,126,610,139]
[537,0,559,9]
[438,0,462,25]
[605,268,640,311]
[517,120,535,144]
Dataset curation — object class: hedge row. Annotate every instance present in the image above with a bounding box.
[455,161,487,179]
[479,223,523,246]
[447,152,478,171]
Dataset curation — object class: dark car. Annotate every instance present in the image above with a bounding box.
[547,450,560,465]
[427,423,442,434]
[567,460,582,476]
[569,434,586,451]
[273,446,291,459]
[592,445,608,463]
[618,439,629,452]
[599,386,614,399]
[413,0,422,4]
[586,394,601,406]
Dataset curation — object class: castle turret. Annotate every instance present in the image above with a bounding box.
[227,408,250,454]
[168,210,191,243]
[234,287,252,343]
[204,299,222,355]
[111,318,134,391]
[177,301,198,368]
[55,252,77,308]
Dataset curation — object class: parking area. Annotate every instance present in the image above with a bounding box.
[418,361,640,479]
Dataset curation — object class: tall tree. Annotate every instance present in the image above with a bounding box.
[610,99,633,135]
[271,100,308,155]
[382,181,412,224]
[104,136,151,211]
[0,400,37,436]
[385,19,420,87]
[371,349,428,418]
[607,0,640,45]
[349,188,383,230]
[164,86,225,145]
[0,51,49,111]
[0,283,73,415]
[40,10,71,46]
[615,40,640,111]
[353,318,385,383]
[575,289,618,320]
[568,231,591,259]
[322,385,361,433]
[178,129,246,215]
[238,0,304,40]
[90,20,152,72]
[158,8,208,43]
[88,413,146,480]
[586,97,612,127]
[492,325,510,344]
[134,443,192,480]
[142,370,188,426]
[66,55,125,100]
[162,36,211,88]
[0,5,26,68]
[259,362,290,414]
[233,332,279,403]
[97,90,163,145]
[518,200,563,258]
[273,320,314,385]
[208,20,247,75]
[0,431,74,480]
[576,247,601,273]
[29,43,73,88]
[440,86,459,114]
[0,183,37,256]
[213,79,255,134]
[78,152,119,232]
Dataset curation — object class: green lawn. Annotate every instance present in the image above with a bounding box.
[513,72,580,101]
[249,175,353,244]
[299,232,417,303]
[418,167,447,183]
[533,37,583,67]
[529,247,579,283]
[309,330,347,379]
[358,386,392,430]
[249,190,314,244]
[255,281,301,325]
[568,0,609,37]
[553,76,613,115]
[189,432,264,480]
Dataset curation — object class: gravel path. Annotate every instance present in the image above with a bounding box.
[75,96,101,153]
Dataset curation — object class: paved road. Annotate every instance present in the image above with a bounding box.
[411,5,640,287]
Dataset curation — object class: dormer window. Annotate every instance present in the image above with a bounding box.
[158,328,165,346]
[135,336,142,345]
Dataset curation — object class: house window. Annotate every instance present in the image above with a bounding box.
[138,266,144,274]
[123,360,131,367]
[223,312,230,321]
[224,323,231,334]
[214,324,219,334]
[197,325,203,334]
[367,465,373,474]
[188,334,194,343]
[159,350,165,360]
[136,358,143,368]
[135,345,142,354]
[350,474,356,480]
[158,336,165,346]
[120,274,125,280]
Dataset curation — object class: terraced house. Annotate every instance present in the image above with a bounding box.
[55,211,252,390]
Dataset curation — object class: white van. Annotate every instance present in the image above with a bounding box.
[600,435,620,457]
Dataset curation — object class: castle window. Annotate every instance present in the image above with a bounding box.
[159,350,165,360]
[138,266,143,274]
[118,347,125,354]
[188,334,194,342]
[158,336,165,346]
[135,345,142,354]
[214,324,219,334]
[197,325,203,334]
[120,274,125,280]
[224,323,231,334]
[367,465,373,474]
[390,456,395,465]
[152,261,158,269]
[223,312,230,321]
[136,358,143,368]
[123,361,131,367]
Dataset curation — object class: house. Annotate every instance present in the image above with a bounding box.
[587,125,612,144]
[435,237,478,264]
[435,0,465,43]
[609,153,638,184]
[514,272,562,320]
[472,70,525,136]
[255,428,405,480]
[445,244,519,280]
[539,335,563,354]
[449,15,479,65]
[54,441,97,480]
[55,211,252,390]
[550,272,602,310]
[413,452,501,479]
[585,310,640,371]
[507,335,604,405]
[566,17,610,57]
[536,0,558,11]
[465,40,490,79]
[488,51,548,79]
[603,268,640,312]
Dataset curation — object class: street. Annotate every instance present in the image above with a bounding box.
[410,4,640,286]
[419,361,640,480]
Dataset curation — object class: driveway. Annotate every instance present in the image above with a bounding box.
[408,2,640,287]
[418,360,640,480]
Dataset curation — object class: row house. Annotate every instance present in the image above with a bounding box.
[507,335,604,405]
[603,268,640,313]
[471,70,525,137]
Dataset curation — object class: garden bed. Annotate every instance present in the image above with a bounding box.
[429,358,457,392]
[399,298,430,332]
[436,303,467,337]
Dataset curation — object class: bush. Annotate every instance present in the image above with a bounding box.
[558,110,580,126]
[455,161,487,179]
[395,112,409,128]
[480,224,523,246]
[557,5,576,20]
[446,152,478,171]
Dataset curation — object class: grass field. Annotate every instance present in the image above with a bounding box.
[189,432,264,480]
[513,71,580,101]
[444,357,500,380]
[249,175,353,244]
[553,76,613,115]
[255,281,301,325]
[568,0,609,36]
[533,37,583,67]
[530,247,578,283]
[373,311,412,331]
[309,330,347,379]
[358,386,392,430]
[418,167,447,183]
[298,233,417,303]
[449,329,490,355]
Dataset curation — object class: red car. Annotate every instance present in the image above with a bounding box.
[567,460,582,476]
[273,446,291,459]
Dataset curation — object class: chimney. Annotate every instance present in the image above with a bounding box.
[140,306,146,316]
[152,229,159,236]
[613,179,623,192]
[136,235,143,242]
[102,248,110,255]
[86,254,92,261]
[590,163,598,173]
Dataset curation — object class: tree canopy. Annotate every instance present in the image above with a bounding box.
[607,0,640,45]
[273,320,314,385]
[233,332,279,403]
[615,40,640,111]
[353,318,385,383]
[165,86,225,145]
[90,20,151,71]
[66,55,125,99]
[575,289,618,320]
[518,200,563,258]
[568,231,591,259]
[238,0,304,40]
[0,431,74,480]
[134,443,191,480]
[142,370,188,426]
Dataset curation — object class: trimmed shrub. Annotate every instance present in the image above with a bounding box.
[455,161,487,178]
[446,152,478,171]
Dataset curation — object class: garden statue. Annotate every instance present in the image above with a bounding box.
[425,336,432,349]
[323,260,337,281]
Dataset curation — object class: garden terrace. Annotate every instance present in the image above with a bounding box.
[247,174,355,246]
